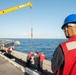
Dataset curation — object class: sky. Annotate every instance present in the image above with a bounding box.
[0,0,76,39]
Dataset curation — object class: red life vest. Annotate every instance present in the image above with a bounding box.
[57,35,76,75]
[7,46,10,52]
[39,53,45,62]
[27,52,34,58]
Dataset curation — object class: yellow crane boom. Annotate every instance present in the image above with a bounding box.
[0,2,32,15]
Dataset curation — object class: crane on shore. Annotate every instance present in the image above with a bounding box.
[0,2,33,39]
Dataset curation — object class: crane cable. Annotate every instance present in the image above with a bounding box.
[30,7,34,51]
[30,9,33,39]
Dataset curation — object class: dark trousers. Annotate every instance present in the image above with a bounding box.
[38,61,43,72]
[34,58,38,69]
[26,57,31,67]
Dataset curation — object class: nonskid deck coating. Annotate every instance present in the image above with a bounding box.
[0,56,24,75]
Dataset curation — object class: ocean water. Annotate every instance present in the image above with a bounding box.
[1,38,66,60]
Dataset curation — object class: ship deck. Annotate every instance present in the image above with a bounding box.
[0,40,52,75]
[0,55,24,75]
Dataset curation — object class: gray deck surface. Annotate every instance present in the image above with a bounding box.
[0,56,24,75]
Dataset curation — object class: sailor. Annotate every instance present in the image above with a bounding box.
[27,52,34,67]
[50,14,76,75]
[38,52,45,73]
[7,46,11,54]
[33,51,39,69]
[36,50,39,54]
